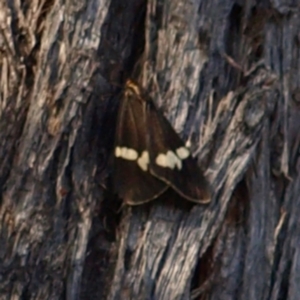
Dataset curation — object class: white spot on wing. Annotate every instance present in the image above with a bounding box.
[115,147,138,160]
[115,147,121,157]
[137,151,149,171]
[176,147,190,159]
[185,140,191,148]
[156,151,182,170]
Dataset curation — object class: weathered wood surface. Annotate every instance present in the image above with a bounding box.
[0,0,299,299]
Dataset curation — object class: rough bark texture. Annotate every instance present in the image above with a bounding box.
[0,0,299,300]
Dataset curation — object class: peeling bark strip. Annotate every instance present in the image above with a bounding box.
[0,0,110,299]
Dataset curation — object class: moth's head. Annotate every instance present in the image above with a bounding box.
[125,79,142,97]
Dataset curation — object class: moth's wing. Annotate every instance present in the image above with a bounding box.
[114,92,168,205]
[147,102,211,203]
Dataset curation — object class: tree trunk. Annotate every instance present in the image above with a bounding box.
[0,0,299,299]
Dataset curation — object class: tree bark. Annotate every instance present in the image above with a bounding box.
[0,0,299,300]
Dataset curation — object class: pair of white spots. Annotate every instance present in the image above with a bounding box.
[115,146,190,171]
[115,147,150,171]
[156,147,190,170]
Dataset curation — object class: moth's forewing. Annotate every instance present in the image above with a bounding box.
[146,101,211,203]
[114,84,168,205]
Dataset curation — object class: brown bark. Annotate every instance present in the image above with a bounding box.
[0,0,299,299]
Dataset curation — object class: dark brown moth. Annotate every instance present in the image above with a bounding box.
[114,79,211,205]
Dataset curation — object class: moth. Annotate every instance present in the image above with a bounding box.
[114,79,211,205]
